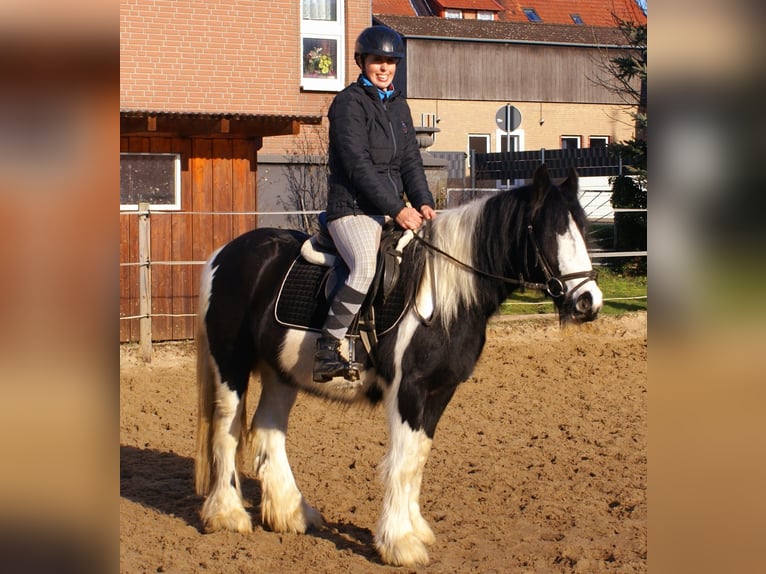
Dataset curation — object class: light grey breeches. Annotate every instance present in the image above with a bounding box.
[323,214,384,341]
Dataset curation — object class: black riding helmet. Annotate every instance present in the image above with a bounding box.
[354,26,405,68]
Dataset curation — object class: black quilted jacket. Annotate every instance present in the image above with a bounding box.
[325,75,435,222]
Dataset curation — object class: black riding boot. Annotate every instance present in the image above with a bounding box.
[313,335,348,382]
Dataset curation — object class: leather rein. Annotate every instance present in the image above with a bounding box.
[412,222,597,301]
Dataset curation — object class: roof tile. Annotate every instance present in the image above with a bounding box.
[373,14,632,45]
[432,0,504,11]
[373,0,418,17]
[372,0,647,26]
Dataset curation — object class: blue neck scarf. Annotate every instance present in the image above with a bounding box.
[361,75,394,101]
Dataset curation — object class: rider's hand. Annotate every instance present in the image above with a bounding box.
[395,206,424,231]
[420,205,437,220]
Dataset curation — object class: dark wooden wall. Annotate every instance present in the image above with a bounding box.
[406,39,635,103]
[120,136,258,342]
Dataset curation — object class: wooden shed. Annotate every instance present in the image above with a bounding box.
[119,111,322,343]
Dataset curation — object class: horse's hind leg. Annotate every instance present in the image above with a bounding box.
[249,364,323,533]
[198,362,252,533]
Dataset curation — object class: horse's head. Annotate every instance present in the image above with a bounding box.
[527,165,603,325]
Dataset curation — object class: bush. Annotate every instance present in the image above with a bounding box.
[611,174,646,253]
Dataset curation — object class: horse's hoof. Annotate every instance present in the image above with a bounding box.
[412,519,435,546]
[375,533,429,567]
[262,498,324,533]
[202,508,252,534]
[302,501,324,531]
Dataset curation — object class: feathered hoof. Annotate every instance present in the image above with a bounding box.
[375,533,430,567]
[413,519,436,546]
[301,501,325,531]
[262,497,324,534]
[202,507,253,534]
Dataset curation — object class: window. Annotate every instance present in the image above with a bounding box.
[499,133,519,153]
[561,136,581,149]
[477,11,494,21]
[522,8,542,22]
[570,14,584,25]
[468,134,490,156]
[301,0,344,92]
[589,136,610,148]
[444,9,462,19]
[120,153,181,211]
[420,113,439,128]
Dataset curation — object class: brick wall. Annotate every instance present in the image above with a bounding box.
[407,99,636,156]
[121,0,370,117]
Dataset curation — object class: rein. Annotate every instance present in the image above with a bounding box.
[412,222,597,300]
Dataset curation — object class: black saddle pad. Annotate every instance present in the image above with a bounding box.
[275,256,409,336]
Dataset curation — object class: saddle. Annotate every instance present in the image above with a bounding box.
[274,215,416,349]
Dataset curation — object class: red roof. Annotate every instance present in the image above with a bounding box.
[371,0,647,26]
[496,0,646,26]
[373,0,418,17]
[432,0,504,10]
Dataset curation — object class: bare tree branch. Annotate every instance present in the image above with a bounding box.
[279,115,330,234]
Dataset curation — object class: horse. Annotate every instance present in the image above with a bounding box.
[194,164,603,567]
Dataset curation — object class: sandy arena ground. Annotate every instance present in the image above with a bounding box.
[120,312,646,573]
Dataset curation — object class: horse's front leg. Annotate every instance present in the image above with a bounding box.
[250,364,323,533]
[376,374,457,567]
[375,391,435,566]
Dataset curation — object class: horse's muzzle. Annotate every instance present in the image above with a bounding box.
[574,291,600,322]
[560,291,601,325]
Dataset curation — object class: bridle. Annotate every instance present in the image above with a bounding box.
[523,224,598,301]
[412,222,597,302]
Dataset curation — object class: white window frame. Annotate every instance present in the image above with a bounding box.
[301,1,345,92]
[444,9,462,19]
[468,133,490,156]
[496,128,525,153]
[589,135,610,147]
[120,153,181,212]
[561,135,582,149]
[495,128,525,189]
[477,11,494,21]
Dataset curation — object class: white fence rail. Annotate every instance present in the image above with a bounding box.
[121,202,646,358]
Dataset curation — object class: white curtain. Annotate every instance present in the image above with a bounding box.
[303,0,336,21]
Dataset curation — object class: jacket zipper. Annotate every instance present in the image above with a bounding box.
[383,99,399,198]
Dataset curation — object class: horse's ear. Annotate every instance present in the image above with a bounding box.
[561,167,579,197]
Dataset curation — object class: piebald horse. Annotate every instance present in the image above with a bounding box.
[194,165,602,566]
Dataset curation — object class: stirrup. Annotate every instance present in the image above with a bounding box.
[313,336,361,383]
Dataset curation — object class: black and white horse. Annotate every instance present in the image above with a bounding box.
[194,165,602,567]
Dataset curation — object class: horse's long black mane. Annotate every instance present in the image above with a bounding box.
[397,171,589,329]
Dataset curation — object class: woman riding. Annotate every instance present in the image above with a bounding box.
[314,25,437,382]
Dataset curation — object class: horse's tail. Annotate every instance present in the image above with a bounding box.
[194,310,215,496]
[195,318,251,496]
[195,248,252,496]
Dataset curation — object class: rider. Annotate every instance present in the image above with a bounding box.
[313,25,437,382]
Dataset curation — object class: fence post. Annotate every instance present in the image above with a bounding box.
[138,202,152,362]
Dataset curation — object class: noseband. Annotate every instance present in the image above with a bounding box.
[524,224,598,301]
[412,222,597,302]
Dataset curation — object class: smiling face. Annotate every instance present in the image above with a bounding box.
[362,54,398,90]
